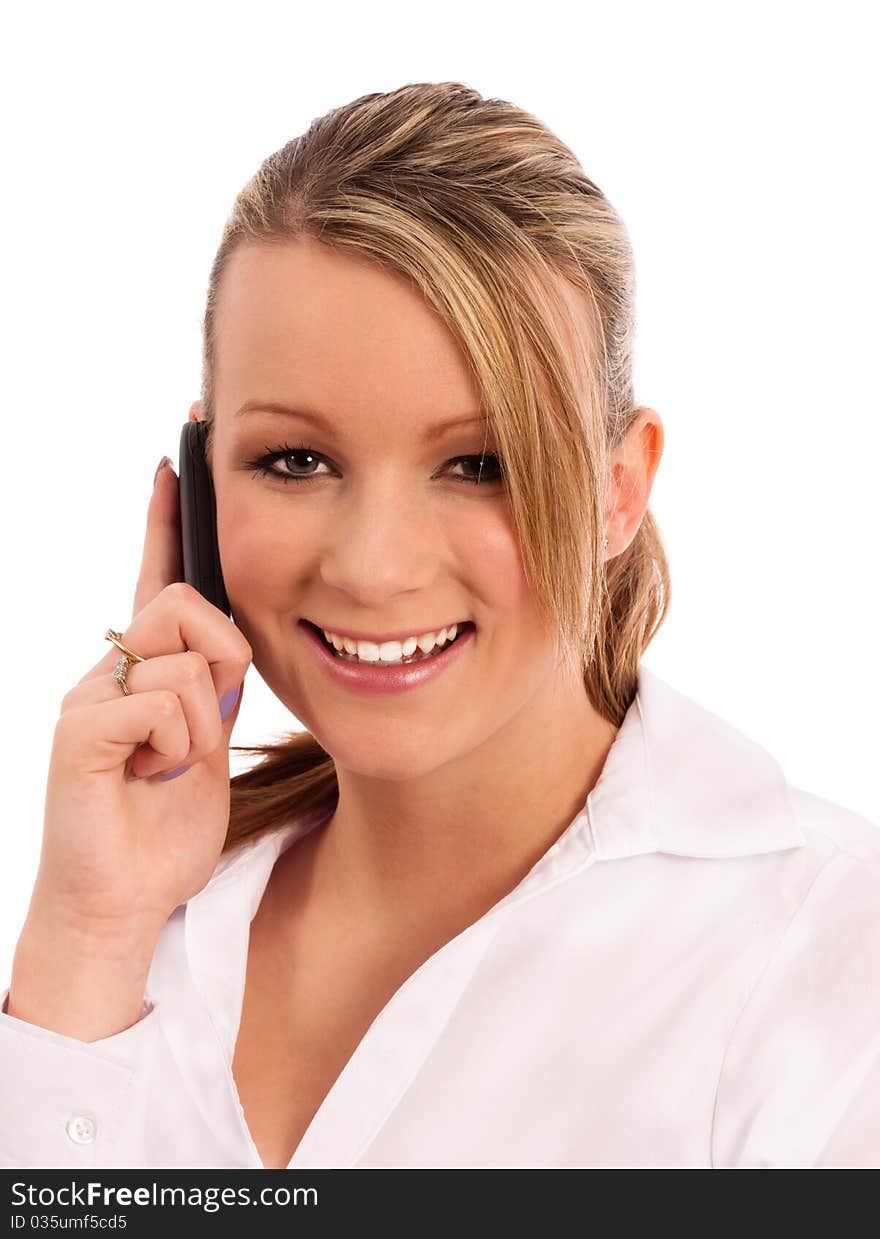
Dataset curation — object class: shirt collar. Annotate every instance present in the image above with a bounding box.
[587,663,807,860]
[201,661,807,904]
[180,664,807,1059]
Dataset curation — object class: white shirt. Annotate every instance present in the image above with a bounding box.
[2,663,878,1170]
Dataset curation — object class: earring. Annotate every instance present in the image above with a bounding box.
[603,537,609,549]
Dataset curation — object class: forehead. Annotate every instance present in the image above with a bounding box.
[213,239,483,428]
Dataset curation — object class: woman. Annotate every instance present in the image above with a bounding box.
[1,82,878,1170]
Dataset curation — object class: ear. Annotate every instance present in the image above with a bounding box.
[604,407,665,557]
[188,399,202,422]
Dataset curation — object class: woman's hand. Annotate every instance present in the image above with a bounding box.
[8,455,252,1039]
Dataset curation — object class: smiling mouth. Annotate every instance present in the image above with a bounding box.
[303,619,475,666]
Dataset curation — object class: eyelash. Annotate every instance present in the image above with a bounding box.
[243,442,505,488]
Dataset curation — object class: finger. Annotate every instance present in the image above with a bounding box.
[54,690,192,780]
[61,650,227,777]
[69,660,245,734]
[133,669,244,777]
[132,455,183,620]
[78,582,251,704]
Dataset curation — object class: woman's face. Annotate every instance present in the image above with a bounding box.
[207,237,582,781]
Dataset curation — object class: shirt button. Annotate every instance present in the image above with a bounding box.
[66,1114,97,1144]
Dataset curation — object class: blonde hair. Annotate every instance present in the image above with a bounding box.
[200,82,671,856]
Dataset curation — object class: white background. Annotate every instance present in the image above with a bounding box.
[2,0,877,979]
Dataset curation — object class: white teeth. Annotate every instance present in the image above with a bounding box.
[416,631,438,654]
[320,622,462,664]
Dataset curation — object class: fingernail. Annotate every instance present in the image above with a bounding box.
[154,455,172,486]
[219,683,242,722]
[160,763,190,782]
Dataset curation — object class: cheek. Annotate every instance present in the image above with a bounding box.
[217,488,537,627]
[215,491,311,597]
[463,513,558,673]
[460,509,535,617]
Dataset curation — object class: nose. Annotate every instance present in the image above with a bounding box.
[316,477,441,605]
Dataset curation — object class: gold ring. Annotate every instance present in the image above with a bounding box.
[105,628,146,697]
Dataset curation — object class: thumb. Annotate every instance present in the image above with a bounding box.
[132,456,184,619]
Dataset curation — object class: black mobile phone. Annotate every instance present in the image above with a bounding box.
[177,420,232,618]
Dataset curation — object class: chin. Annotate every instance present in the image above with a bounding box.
[309,724,458,783]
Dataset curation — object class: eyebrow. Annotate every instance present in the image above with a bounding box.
[234,400,489,443]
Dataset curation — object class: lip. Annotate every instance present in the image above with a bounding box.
[298,618,475,696]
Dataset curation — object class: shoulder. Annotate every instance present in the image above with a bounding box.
[633,665,880,868]
[711,784,880,1167]
[767,783,880,978]
[786,782,880,868]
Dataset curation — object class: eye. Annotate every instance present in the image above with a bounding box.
[243,444,505,488]
[445,454,504,486]
[244,444,334,484]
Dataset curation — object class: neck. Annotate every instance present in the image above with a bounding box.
[298,665,618,941]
